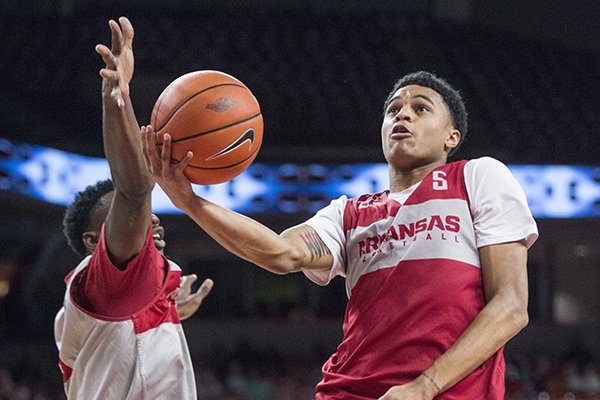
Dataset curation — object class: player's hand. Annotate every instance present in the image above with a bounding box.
[142,125,197,210]
[378,380,437,400]
[171,274,214,321]
[95,16,134,108]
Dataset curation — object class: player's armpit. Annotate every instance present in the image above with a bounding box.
[281,224,333,273]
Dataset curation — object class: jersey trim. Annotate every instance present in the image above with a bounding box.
[58,357,73,383]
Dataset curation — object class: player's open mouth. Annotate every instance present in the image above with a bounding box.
[392,123,411,133]
[152,226,165,242]
[391,123,412,139]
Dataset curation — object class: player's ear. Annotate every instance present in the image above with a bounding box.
[82,231,100,254]
[445,129,460,150]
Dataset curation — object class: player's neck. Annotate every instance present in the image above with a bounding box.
[388,159,446,192]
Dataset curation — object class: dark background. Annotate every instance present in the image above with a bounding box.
[1,1,599,399]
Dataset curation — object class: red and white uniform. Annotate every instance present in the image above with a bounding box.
[304,157,538,400]
[54,225,196,400]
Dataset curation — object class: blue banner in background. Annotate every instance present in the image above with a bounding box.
[1,138,599,218]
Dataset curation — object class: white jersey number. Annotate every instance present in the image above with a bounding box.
[433,171,448,191]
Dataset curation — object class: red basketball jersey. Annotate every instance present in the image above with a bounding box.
[304,158,538,399]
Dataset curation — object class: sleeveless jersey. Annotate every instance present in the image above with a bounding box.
[304,157,538,399]
[54,227,197,400]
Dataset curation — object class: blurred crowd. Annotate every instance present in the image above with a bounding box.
[2,243,599,400]
[505,350,600,400]
[1,344,599,400]
[3,9,600,165]
[1,233,599,400]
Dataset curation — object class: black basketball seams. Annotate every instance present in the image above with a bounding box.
[154,83,248,132]
[152,79,178,128]
[157,112,262,145]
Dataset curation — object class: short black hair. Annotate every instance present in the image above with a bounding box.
[63,179,114,257]
[383,71,468,155]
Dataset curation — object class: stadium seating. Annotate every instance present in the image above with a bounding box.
[1,10,599,162]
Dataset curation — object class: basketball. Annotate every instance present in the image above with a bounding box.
[151,70,263,185]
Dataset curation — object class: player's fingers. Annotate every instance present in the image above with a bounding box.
[99,68,119,81]
[94,43,111,59]
[178,279,213,320]
[95,45,116,69]
[144,127,162,166]
[119,16,135,48]
[169,288,181,300]
[190,279,214,304]
[198,279,214,298]
[141,126,152,166]
[180,274,198,292]
[150,129,164,167]
[161,134,173,166]
[109,19,124,54]
[141,126,154,167]
[175,151,193,173]
[144,126,156,148]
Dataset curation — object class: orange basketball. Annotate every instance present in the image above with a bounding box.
[151,70,263,185]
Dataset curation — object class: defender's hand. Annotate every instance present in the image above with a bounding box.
[95,16,135,108]
[171,274,214,321]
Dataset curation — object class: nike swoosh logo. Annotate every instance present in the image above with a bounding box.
[205,128,255,161]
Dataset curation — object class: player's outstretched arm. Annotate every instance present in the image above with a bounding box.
[142,130,333,275]
[379,240,529,400]
[96,17,154,266]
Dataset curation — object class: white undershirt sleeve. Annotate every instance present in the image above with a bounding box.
[301,195,348,285]
[464,157,539,249]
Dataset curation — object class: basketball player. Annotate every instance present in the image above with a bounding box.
[143,71,538,399]
[54,17,212,399]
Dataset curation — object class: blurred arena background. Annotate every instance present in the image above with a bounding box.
[1,0,599,399]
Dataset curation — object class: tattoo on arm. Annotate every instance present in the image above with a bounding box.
[298,230,331,262]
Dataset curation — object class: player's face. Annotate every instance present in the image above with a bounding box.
[151,214,166,254]
[83,192,167,254]
[381,85,459,169]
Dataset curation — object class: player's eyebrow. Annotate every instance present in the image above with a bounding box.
[387,93,436,108]
[412,94,435,106]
